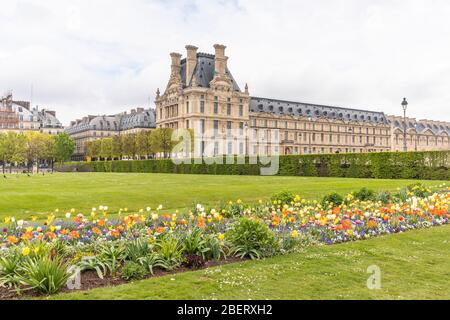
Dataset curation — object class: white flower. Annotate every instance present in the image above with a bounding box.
[146,207,151,212]
[92,208,96,212]
[17,220,24,227]
[65,212,71,219]
[157,204,163,210]
[99,206,104,211]
[152,213,158,220]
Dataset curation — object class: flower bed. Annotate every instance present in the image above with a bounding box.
[0,183,449,298]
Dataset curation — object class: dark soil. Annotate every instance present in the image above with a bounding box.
[0,256,244,300]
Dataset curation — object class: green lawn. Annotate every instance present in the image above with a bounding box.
[0,173,447,220]
[50,224,450,300]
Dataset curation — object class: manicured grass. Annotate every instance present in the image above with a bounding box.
[0,173,447,220]
[50,224,450,300]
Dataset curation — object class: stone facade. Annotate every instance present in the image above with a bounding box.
[0,93,63,135]
[155,45,250,156]
[65,108,156,159]
[388,115,450,152]
[156,44,397,156]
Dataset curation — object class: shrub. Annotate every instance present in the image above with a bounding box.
[322,192,344,207]
[353,187,375,201]
[58,151,450,181]
[271,191,295,205]
[225,217,278,259]
[121,261,148,281]
[18,256,72,294]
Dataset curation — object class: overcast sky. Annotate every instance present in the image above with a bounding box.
[1,0,450,125]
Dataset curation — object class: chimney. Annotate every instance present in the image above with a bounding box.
[185,45,198,85]
[170,52,182,79]
[137,107,144,113]
[213,44,227,76]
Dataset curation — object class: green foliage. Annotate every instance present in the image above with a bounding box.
[18,255,72,294]
[353,187,376,201]
[77,257,107,279]
[226,217,278,260]
[203,234,226,261]
[271,191,295,205]
[121,261,148,281]
[59,151,450,181]
[375,190,393,205]
[125,238,151,262]
[155,237,184,270]
[53,133,75,164]
[322,192,344,207]
[0,249,23,289]
[181,228,209,257]
[396,187,410,202]
[407,183,432,197]
[97,243,126,277]
[137,253,159,275]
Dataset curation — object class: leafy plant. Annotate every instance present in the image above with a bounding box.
[97,242,126,277]
[0,250,23,289]
[396,187,409,202]
[407,183,431,197]
[137,253,159,275]
[77,256,107,279]
[121,261,148,281]
[125,238,151,262]
[322,192,344,207]
[375,190,393,205]
[18,255,72,294]
[226,217,278,260]
[271,191,295,205]
[353,187,375,201]
[155,237,183,271]
[203,234,226,261]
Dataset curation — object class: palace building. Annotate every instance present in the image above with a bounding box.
[155,44,433,156]
[65,107,156,159]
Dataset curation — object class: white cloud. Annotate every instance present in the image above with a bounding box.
[1,0,450,125]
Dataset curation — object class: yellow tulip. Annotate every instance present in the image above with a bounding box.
[22,247,31,256]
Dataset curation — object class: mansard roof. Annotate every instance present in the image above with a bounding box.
[119,109,156,130]
[65,108,156,134]
[390,117,450,136]
[249,97,388,125]
[180,53,241,91]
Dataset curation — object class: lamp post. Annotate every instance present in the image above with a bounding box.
[402,98,408,152]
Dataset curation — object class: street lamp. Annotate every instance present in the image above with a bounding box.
[402,98,408,152]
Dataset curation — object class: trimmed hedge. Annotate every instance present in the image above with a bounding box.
[57,151,450,180]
